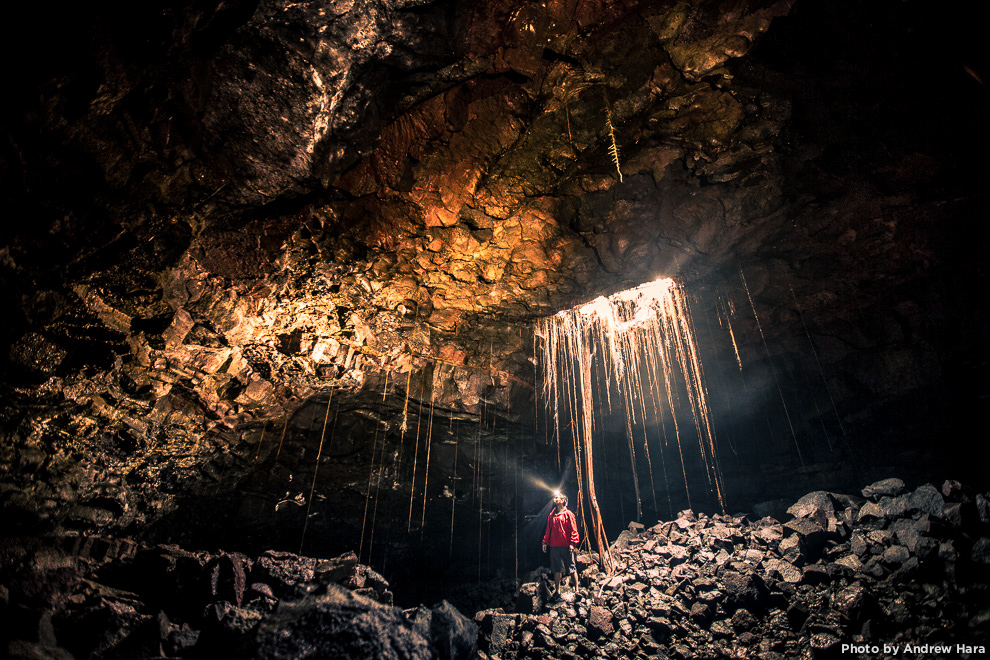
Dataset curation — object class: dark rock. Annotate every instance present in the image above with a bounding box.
[942,480,965,500]
[785,602,810,631]
[611,530,639,552]
[647,616,673,636]
[250,551,316,599]
[778,535,803,563]
[720,570,768,612]
[765,558,802,584]
[313,551,360,586]
[2,640,76,660]
[730,607,757,632]
[754,522,785,545]
[971,538,990,564]
[165,627,200,657]
[833,582,867,619]
[881,598,911,625]
[206,552,248,607]
[784,518,827,558]
[406,605,432,640]
[54,581,152,659]
[849,532,868,556]
[828,492,866,511]
[913,537,940,564]
[943,502,966,527]
[587,605,614,638]
[38,609,57,646]
[877,495,908,518]
[866,529,894,549]
[801,564,830,585]
[905,484,945,517]
[891,556,920,581]
[126,545,207,614]
[809,630,842,659]
[832,554,863,572]
[515,582,543,614]
[689,601,711,622]
[429,600,477,660]
[939,540,959,562]
[247,582,274,600]
[196,604,264,657]
[861,478,906,499]
[976,494,990,524]
[855,501,885,524]
[880,545,910,566]
[889,517,928,552]
[245,584,432,660]
[787,491,836,520]
[531,623,554,649]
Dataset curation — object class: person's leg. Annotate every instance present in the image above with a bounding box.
[550,547,565,596]
[565,550,577,592]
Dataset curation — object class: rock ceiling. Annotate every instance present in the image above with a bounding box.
[1,0,987,554]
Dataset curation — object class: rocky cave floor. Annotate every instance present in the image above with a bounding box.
[2,477,989,659]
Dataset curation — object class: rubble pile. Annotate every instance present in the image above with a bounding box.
[0,538,477,660]
[477,479,990,659]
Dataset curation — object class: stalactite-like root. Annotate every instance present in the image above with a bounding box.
[300,390,334,554]
[400,368,412,436]
[359,412,381,562]
[420,365,440,537]
[790,285,846,441]
[252,421,268,463]
[537,276,727,553]
[407,370,426,532]
[449,415,459,559]
[579,340,614,573]
[274,416,289,459]
[603,90,623,183]
[740,267,804,468]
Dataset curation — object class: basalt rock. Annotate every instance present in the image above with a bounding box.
[0,537,476,660]
[477,479,990,659]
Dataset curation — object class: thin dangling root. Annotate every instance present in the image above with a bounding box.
[603,90,623,183]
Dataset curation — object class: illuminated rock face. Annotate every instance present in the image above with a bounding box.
[0,0,986,601]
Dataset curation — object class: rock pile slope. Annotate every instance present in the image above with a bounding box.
[477,479,990,659]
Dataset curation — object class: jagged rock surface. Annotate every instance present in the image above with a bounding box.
[0,538,476,660]
[477,479,990,659]
[2,0,988,630]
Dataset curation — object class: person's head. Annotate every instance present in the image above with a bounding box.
[553,492,568,509]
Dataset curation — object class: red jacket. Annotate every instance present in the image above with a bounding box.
[543,508,579,548]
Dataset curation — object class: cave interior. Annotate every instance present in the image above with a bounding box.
[1,0,989,656]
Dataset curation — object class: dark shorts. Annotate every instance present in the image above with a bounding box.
[549,546,576,574]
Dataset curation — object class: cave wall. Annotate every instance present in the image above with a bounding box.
[1,0,988,597]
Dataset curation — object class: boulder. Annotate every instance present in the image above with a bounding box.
[245,585,432,660]
[861,478,906,499]
[429,600,477,660]
[786,491,836,520]
[905,484,945,517]
[587,605,614,638]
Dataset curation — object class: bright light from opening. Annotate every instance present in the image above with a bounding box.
[536,275,725,557]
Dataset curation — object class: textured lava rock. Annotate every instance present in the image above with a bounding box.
[477,479,990,659]
[0,539,476,660]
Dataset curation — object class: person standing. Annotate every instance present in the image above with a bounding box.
[542,492,580,599]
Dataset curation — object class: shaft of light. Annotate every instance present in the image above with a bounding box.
[536,276,726,564]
